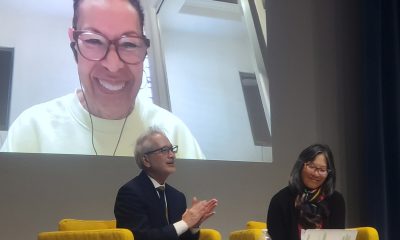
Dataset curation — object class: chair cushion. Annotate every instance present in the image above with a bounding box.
[230,229,264,240]
[246,221,267,229]
[200,228,222,240]
[59,219,116,231]
[38,229,133,240]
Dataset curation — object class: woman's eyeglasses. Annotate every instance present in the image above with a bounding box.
[72,30,150,65]
[304,162,331,176]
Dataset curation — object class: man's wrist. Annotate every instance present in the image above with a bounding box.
[173,220,189,236]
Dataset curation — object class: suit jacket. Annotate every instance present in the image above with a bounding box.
[114,170,199,240]
[267,186,345,240]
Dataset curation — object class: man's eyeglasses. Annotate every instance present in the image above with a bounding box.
[145,145,178,155]
[72,30,150,65]
[304,162,331,176]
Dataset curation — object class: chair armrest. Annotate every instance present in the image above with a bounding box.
[348,227,379,240]
[200,228,222,240]
[246,221,267,229]
[229,229,263,240]
[59,219,117,230]
[38,228,134,240]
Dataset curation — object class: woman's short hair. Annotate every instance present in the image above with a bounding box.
[134,126,168,169]
[289,143,336,196]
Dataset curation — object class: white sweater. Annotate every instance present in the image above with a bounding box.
[1,92,205,159]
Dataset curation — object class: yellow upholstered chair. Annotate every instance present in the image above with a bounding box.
[199,227,222,240]
[246,221,267,230]
[59,219,117,231]
[229,221,267,240]
[38,228,133,240]
[38,219,132,240]
[38,219,221,240]
[350,227,379,240]
[229,221,379,240]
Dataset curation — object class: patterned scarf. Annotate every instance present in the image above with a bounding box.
[295,188,329,229]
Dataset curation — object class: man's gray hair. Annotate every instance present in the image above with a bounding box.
[134,126,168,169]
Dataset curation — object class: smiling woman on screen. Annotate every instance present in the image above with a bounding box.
[0,0,204,159]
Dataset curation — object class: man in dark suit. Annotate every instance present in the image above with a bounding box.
[114,127,218,240]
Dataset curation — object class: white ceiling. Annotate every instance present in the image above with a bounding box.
[0,0,244,37]
[1,0,72,18]
[158,0,245,37]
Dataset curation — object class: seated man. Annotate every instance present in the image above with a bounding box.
[114,127,217,240]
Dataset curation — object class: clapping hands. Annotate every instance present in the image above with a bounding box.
[182,197,218,228]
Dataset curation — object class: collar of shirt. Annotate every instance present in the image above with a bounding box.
[147,174,166,190]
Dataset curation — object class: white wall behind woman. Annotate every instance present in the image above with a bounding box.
[0,5,77,124]
[162,28,272,162]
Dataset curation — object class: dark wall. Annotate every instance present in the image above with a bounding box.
[265,0,362,226]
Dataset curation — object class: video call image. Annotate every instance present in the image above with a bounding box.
[0,0,270,162]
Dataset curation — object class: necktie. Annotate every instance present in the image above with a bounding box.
[156,186,169,224]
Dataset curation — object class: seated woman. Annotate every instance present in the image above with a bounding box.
[267,144,345,240]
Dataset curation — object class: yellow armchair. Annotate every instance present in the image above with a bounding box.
[350,227,380,240]
[199,227,222,240]
[246,221,266,230]
[38,219,133,240]
[38,219,221,240]
[229,221,266,240]
[38,228,133,240]
[59,219,117,230]
[229,221,379,240]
